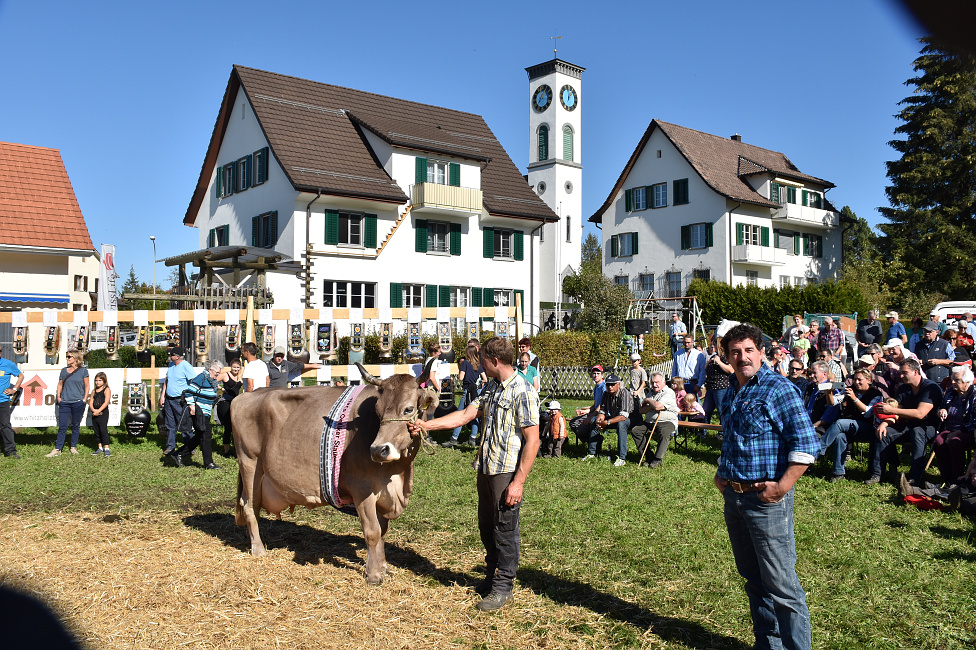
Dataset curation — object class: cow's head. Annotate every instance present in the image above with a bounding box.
[357,363,438,463]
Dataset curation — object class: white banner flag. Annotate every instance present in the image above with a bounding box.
[97,245,119,315]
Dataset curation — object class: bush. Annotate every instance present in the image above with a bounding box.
[86,346,170,369]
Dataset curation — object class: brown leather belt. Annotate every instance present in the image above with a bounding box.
[730,480,767,493]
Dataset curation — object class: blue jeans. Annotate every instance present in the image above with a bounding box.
[613,419,629,461]
[163,396,186,452]
[703,387,728,424]
[819,418,873,476]
[450,389,479,443]
[723,487,811,650]
[55,401,86,450]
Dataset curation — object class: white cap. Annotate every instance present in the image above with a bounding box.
[885,311,898,319]
[630,353,641,361]
[884,339,905,350]
[548,400,561,411]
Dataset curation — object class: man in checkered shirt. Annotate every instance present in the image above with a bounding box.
[411,336,539,612]
[715,323,819,650]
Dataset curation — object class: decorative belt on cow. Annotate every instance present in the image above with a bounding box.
[320,385,365,515]
[729,480,769,493]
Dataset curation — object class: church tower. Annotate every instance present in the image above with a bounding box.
[526,58,584,313]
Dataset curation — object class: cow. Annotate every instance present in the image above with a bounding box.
[231,363,438,584]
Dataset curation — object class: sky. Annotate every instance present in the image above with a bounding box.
[0,0,925,289]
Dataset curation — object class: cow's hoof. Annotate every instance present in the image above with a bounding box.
[251,547,267,558]
[366,574,384,586]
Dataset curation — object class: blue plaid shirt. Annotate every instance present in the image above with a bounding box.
[718,363,819,482]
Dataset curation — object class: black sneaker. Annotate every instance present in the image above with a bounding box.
[166,452,185,468]
[203,463,221,470]
[7,452,20,460]
[476,591,513,612]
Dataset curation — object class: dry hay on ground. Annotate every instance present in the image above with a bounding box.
[0,510,647,649]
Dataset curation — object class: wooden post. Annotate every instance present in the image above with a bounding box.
[150,351,157,412]
[515,293,523,342]
[245,296,256,346]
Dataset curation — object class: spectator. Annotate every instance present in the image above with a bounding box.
[857,310,884,357]
[216,359,243,458]
[594,374,634,466]
[670,377,687,405]
[157,346,196,456]
[818,316,845,364]
[167,360,222,470]
[965,312,976,340]
[681,393,706,422]
[444,344,487,448]
[818,348,846,382]
[804,361,842,433]
[781,314,805,349]
[885,311,908,345]
[806,320,820,365]
[853,349,891,398]
[787,361,809,397]
[672,335,706,394]
[956,320,974,354]
[790,326,811,363]
[907,316,925,353]
[669,313,687,356]
[868,357,943,486]
[915,321,955,384]
[931,366,976,485]
[766,345,789,376]
[241,342,269,393]
[703,343,734,424]
[45,348,90,457]
[818,369,883,481]
[517,338,540,371]
[627,353,648,401]
[268,346,322,388]
[421,342,443,393]
[540,401,567,458]
[636,372,679,469]
[87,371,112,457]
[0,350,23,459]
[516,352,540,392]
[929,311,948,335]
[572,365,606,457]
[944,329,972,370]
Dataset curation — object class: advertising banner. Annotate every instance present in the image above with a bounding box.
[12,368,125,428]
[97,244,119,315]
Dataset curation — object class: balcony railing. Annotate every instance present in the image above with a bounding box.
[771,202,838,228]
[410,182,483,214]
[732,244,786,266]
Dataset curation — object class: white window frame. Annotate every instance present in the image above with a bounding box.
[805,191,821,208]
[427,160,448,185]
[402,284,423,308]
[689,224,708,249]
[494,229,513,259]
[780,275,791,288]
[237,157,250,192]
[427,220,450,254]
[639,273,654,293]
[794,276,805,287]
[222,164,234,196]
[652,183,667,208]
[632,186,647,211]
[338,212,363,247]
[666,271,681,298]
[450,286,470,307]
[619,232,634,257]
[493,289,513,307]
[742,224,762,246]
[746,271,759,286]
[323,280,376,309]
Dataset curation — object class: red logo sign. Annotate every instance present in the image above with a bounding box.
[104,252,115,272]
[22,375,48,406]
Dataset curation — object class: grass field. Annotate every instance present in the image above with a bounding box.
[1,400,975,649]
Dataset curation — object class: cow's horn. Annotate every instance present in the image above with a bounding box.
[356,362,382,386]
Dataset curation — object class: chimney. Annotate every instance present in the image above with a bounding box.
[730,134,742,142]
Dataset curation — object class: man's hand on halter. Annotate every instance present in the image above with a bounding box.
[407,420,427,437]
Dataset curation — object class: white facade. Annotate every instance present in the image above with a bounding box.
[0,246,98,311]
[601,126,842,295]
[525,59,584,307]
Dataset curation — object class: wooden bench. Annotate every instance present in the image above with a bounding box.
[675,420,723,449]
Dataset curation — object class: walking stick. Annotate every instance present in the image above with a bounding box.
[637,416,660,466]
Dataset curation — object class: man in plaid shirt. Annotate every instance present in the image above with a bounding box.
[411,336,539,612]
[818,316,845,361]
[715,323,819,650]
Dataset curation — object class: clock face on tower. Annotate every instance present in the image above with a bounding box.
[532,85,552,112]
[560,85,578,111]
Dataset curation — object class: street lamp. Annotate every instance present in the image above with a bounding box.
[149,236,157,311]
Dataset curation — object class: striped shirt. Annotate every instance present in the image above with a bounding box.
[472,371,539,475]
[719,363,819,482]
[185,372,218,417]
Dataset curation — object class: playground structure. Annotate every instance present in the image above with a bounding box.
[615,295,706,369]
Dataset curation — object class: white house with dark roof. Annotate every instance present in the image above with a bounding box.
[589,120,848,295]
[184,65,566,331]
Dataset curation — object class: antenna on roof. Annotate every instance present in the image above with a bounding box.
[550,31,561,56]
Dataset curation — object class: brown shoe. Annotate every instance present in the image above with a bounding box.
[45,449,61,457]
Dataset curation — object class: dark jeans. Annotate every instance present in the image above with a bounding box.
[175,409,215,466]
[92,412,110,447]
[933,428,975,484]
[477,471,520,595]
[874,423,938,482]
[55,401,86,450]
[216,398,234,447]
[703,387,728,424]
[162,395,188,452]
[0,402,15,454]
[723,487,811,650]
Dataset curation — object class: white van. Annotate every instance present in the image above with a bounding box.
[930,301,976,326]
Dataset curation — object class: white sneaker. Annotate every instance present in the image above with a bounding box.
[613,458,626,467]
[582,454,596,461]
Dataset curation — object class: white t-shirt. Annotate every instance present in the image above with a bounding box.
[242,359,269,391]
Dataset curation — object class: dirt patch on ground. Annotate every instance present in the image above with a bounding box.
[0,510,629,649]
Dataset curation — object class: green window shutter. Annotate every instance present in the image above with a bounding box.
[415,157,428,184]
[216,167,223,198]
[610,234,619,257]
[439,285,450,307]
[258,147,269,183]
[794,234,802,256]
[514,289,525,312]
[425,284,438,308]
[736,223,744,246]
[364,214,377,248]
[245,155,253,189]
[449,222,461,255]
[269,211,278,246]
[220,225,229,245]
[208,228,215,248]
[230,163,237,193]
[814,234,823,258]
[631,231,639,255]
[449,163,460,187]
[390,283,403,308]
[774,229,780,248]
[483,227,494,258]
[705,223,714,248]
[760,226,769,247]
[513,230,524,261]
[483,288,494,307]
[674,179,689,205]
[771,182,780,203]
[415,219,428,253]
[563,126,572,161]
[680,225,690,250]
[625,189,633,212]
[471,287,483,307]
[787,186,796,204]
[324,209,339,245]
[251,216,259,247]
[801,190,808,207]
[802,233,811,256]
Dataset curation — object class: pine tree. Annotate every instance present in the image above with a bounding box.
[878,38,976,299]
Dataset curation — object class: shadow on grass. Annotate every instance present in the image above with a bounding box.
[185,514,747,648]
[517,567,749,650]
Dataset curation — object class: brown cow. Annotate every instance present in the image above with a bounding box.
[231,363,436,584]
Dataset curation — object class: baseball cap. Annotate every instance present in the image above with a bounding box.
[884,339,905,350]
[604,374,620,385]
[590,365,604,373]
[885,311,898,319]
[630,353,641,361]
[548,400,561,411]
[169,346,184,357]
[923,321,940,332]
[858,354,875,366]
[273,346,286,356]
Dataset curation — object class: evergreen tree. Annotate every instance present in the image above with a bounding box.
[878,38,976,299]
[562,233,631,331]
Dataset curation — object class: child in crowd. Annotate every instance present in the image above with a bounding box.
[541,401,567,458]
[671,377,687,405]
[681,393,706,422]
[873,398,900,438]
[88,372,112,457]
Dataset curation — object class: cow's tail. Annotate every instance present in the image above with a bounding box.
[235,469,245,526]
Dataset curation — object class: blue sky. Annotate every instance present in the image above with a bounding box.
[0,0,923,288]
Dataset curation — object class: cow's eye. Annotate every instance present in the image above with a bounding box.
[403,406,415,415]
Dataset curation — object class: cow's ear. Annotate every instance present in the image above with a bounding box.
[418,387,438,416]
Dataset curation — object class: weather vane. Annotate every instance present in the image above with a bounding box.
[550,31,561,56]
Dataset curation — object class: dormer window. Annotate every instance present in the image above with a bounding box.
[415,157,460,186]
